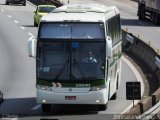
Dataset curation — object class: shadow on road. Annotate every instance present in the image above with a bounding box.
[121,18,159,27]
[23,25,36,28]
[0,97,99,117]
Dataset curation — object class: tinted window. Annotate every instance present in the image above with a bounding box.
[107,15,121,46]
[39,23,105,40]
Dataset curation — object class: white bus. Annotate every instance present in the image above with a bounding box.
[28,4,122,112]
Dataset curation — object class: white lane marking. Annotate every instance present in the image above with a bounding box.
[31,104,41,110]
[139,22,145,26]
[14,20,19,24]
[28,32,33,36]
[7,14,12,18]
[121,56,144,114]
[20,26,26,30]
[1,8,5,12]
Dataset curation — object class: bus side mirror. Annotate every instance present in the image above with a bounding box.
[28,36,37,58]
[106,36,112,58]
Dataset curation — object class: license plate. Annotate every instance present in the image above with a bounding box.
[65,96,76,100]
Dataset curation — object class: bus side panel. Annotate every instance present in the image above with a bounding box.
[108,42,122,99]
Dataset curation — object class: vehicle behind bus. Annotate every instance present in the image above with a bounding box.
[5,0,26,6]
[138,0,160,25]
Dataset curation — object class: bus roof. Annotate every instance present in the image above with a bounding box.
[41,4,119,22]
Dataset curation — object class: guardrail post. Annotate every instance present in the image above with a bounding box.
[148,41,150,46]
[157,49,159,54]
[125,27,128,32]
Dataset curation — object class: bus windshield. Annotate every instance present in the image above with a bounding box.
[37,42,105,81]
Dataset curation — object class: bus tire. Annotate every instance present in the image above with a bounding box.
[42,104,51,113]
[111,92,117,100]
[99,104,107,111]
[111,76,118,100]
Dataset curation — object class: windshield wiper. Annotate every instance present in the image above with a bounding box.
[54,56,69,80]
[73,58,87,80]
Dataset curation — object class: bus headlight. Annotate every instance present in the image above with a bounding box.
[37,85,52,91]
[89,85,106,91]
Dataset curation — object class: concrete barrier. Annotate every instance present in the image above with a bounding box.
[139,97,152,113]
[125,104,141,115]
[152,88,160,105]
[122,29,160,115]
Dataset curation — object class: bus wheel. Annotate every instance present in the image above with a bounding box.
[42,104,51,113]
[99,104,107,111]
[111,80,118,100]
[111,92,117,100]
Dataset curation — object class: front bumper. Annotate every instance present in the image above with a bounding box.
[37,88,108,105]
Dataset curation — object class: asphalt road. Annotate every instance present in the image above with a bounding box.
[0,0,146,120]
